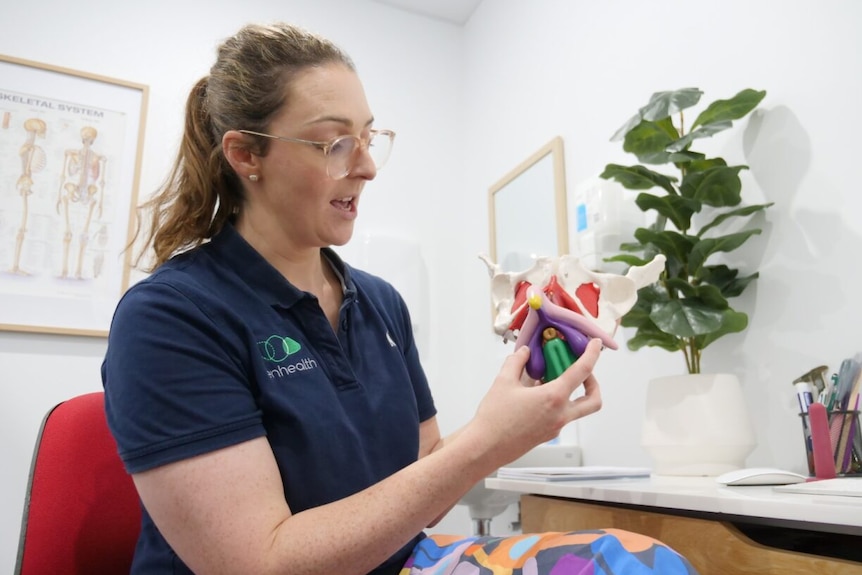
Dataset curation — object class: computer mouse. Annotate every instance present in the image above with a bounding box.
[715,467,808,486]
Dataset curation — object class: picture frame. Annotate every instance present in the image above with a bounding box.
[488,135,568,275]
[0,55,148,337]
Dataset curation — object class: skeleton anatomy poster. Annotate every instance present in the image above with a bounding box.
[0,56,147,336]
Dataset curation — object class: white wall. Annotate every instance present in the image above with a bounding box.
[2,0,861,570]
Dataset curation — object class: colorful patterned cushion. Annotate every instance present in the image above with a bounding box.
[400,529,699,574]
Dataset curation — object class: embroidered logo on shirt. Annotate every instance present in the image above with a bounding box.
[258,334,319,379]
[258,335,302,362]
[386,331,397,348]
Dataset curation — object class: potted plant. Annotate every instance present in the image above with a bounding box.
[599,87,772,475]
[601,87,771,373]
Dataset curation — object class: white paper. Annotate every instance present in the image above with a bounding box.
[497,466,651,482]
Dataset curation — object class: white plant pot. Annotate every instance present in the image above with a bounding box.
[641,373,756,476]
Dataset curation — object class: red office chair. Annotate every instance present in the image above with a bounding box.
[15,391,141,575]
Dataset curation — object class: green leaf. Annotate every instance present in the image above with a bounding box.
[622,293,680,352]
[666,121,732,153]
[679,165,745,206]
[634,229,694,269]
[620,307,652,329]
[691,89,767,130]
[698,202,774,237]
[686,157,728,173]
[694,283,729,309]
[693,308,749,350]
[688,229,763,274]
[620,290,660,328]
[622,285,669,322]
[635,193,701,232]
[611,112,646,142]
[655,116,681,139]
[610,88,702,141]
[665,279,729,309]
[636,284,669,304]
[696,266,759,298]
[697,264,739,288]
[600,164,677,194]
[639,88,703,122]
[617,241,645,253]
[627,329,682,352]
[604,253,651,267]
[721,271,760,298]
[665,277,697,298]
[622,120,677,164]
[668,150,706,164]
[650,299,723,338]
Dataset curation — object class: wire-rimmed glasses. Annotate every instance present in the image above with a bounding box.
[238,128,395,180]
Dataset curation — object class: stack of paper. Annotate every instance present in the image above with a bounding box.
[496,466,651,482]
[773,477,862,497]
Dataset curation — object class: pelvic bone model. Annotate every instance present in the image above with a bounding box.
[479,252,665,381]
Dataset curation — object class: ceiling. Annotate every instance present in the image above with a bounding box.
[368,0,484,25]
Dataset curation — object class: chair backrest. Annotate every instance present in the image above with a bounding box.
[15,391,141,575]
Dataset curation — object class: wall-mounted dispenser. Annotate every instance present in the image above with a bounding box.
[570,177,644,273]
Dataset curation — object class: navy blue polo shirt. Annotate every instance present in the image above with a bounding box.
[102,222,436,574]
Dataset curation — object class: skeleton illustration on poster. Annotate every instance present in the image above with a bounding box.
[0,56,147,336]
[0,92,122,282]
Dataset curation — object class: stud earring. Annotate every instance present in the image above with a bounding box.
[248,174,259,182]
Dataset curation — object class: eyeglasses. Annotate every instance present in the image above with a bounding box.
[238,128,395,180]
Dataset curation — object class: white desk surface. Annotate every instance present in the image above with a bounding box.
[485,475,862,532]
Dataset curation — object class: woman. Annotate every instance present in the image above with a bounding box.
[102,22,697,575]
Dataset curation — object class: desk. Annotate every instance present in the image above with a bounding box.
[485,475,862,574]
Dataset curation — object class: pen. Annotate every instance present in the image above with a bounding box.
[827,373,839,411]
[839,395,860,473]
[794,379,815,474]
[794,380,815,414]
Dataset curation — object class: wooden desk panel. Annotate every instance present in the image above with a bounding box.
[520,494,862,575]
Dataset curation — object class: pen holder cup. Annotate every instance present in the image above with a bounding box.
[799,409,862,476]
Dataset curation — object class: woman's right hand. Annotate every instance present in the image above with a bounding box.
[467,338,603,470]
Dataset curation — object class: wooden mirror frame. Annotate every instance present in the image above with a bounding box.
[488,136,568,273]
